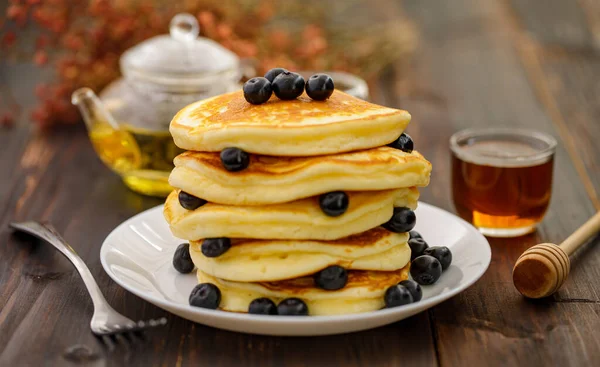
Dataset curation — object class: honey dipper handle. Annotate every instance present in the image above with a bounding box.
[559,211,600,256]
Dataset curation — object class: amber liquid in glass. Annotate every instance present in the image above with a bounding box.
[452,140,554,234]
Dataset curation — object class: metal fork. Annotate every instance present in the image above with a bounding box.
[10,221,167,340]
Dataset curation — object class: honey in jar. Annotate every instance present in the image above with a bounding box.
[450,128,557,237]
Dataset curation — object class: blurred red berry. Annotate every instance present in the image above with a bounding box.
[33,50,48,65]
[6,5,24,20]
[2,31,17,47]
[0,112,15,128]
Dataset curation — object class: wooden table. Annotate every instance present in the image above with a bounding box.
[1,0,599,365]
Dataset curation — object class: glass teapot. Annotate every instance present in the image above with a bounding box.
[72,13,242,197]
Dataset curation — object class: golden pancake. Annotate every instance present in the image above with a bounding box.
[189,228,410,282]
[170,90,410,156]
[196,264,410,315]
[164,188,419,241]
[170,147,431,205]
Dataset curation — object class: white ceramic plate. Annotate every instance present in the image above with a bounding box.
[100,202,491,336]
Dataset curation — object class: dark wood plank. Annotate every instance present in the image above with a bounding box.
[507,0,597,51]
[398,0,600,365]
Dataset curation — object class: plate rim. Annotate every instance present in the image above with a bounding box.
[100,201,491,325]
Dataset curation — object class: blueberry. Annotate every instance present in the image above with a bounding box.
[189,283,221,309]
[399,279,422,302]
[319,191,349,217]
[172,243,194,273]
[388,133,414,153]
[384,284,413,308]
[243,77,272,105]
[248,298,277,315]
[305,73,334,101]
[314,265,348,290]
[423,246,453,270]
[220,147,250,172]
[178,191,206,210]
[383,207,416,233]
[264,67,288,83]
[277,298,308,316]
[201,238,231,258]
[407,238,429,261]
[410,255,442,285]
[272,71,305,100]
[409,230,422,240]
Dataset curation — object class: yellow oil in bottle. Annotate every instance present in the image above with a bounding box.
[88,122,183,197]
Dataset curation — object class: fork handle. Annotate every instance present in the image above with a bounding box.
[10,222,112,313]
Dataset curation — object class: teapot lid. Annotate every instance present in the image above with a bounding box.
[120,13,239,90]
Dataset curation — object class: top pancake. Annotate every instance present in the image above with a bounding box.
[170,90,411,156]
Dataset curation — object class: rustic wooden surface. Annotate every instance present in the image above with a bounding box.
[1,0,600,366]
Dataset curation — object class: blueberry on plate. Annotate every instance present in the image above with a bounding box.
[272,71,305,100]
[248,298,278,315]
[189,283,221,309]
[314,265,348,290]
[319,191,349,217]
[384,284,413,308]
[277,298,309,316]
[423,246,453,270]
[410,255,442,285]
[264,67,288,83]
[305,73,334,101]
[382,207,416,233]
[387,133,414,153]
[243,77,272,105]
[399,279,422,302]
[172,243,194,273]
[201,238,231,258]
[409,230,422,240]
[407,238,429,261]
[220,147,250,172]
[178,191,207,210]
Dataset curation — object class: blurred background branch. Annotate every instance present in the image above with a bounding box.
[0,0,417,130]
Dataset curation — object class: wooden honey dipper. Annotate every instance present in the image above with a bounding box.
[513,211,600,298]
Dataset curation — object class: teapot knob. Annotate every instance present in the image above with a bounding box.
[170,13,200,43]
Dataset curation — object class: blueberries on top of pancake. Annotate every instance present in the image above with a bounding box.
[314,265,348,290]
[277,298,309,316]
[306,74,334,101]
[319,191,349,217]
[178,191,207,210]
[383,207,416,233]
[173,243,195,273]
[243,77,272,105]
[202,237,231,258]
[264,68,288,83]
[189,283,221,309]
[272,71,305,100]
[388,133,414,153]
[248,298,278,315]
[384,283,413,308]
[408,238,429,261]
[220,147,250,172]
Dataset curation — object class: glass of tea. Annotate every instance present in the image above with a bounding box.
[450,128,557,237]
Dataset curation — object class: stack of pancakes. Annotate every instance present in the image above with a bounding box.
[164,90,431,315]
